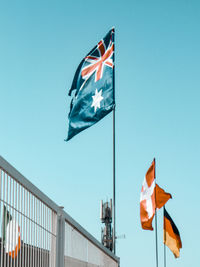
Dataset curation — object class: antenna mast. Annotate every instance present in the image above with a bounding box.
[100,199,113,251]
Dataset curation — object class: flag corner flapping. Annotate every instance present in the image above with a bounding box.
[156,184,172,209]
[66,28,115,141]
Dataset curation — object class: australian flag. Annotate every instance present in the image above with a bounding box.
[66,28,115,141]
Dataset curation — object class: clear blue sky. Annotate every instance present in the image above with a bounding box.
[0,1,200,266]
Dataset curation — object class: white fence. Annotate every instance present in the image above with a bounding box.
[0,156,119,267]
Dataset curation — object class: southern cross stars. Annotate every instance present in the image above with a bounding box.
[91,89,104,112]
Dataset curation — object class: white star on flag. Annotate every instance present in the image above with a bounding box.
[91,89,104,112]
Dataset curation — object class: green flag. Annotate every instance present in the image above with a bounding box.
[2,205,12,244]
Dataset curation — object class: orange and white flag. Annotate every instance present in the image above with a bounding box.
[140,159,156,230]
[140,160,172,230]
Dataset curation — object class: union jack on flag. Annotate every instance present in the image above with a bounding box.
[81,34,114,83]
[66,28,115,141]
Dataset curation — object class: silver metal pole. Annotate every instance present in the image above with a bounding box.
[33,196,35,267]
[39,201,41,267]
[7,174,10,267]
[13,180,15,267]
[26,191,28,267]
[42,204,44,267]
[113,108,116,255]
[28,192,31,267]
[164,206,166,267]
[3,172,6,267]
[24,189,27,267]
[30,194,33,267]
[11,177,13,267]
[45,205,47,267]
[0,169,3,267]
[112,27,116,255]
[20,186,24,267]
[154,158,158,267]
[18,183,20,267]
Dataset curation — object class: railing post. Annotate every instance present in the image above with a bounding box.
[56,206,65,267]
[50,211,57,267]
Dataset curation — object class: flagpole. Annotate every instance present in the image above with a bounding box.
[154,158,159,267]
[164,206,166,267]
[112,27,116,255]
[113,107,116,254]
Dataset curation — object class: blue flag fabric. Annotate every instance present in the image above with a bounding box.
[66,28,115,141]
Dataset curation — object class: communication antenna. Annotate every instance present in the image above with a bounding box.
[100,199,113,251]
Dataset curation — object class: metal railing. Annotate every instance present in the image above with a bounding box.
[0,156,119,267]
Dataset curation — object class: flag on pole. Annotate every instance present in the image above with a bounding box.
[3,205,21,258]
[2,205,12,244]
[164,207,182,258]
[140,160,156,230]
[140,160,172,230]
[66,28,115,141]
